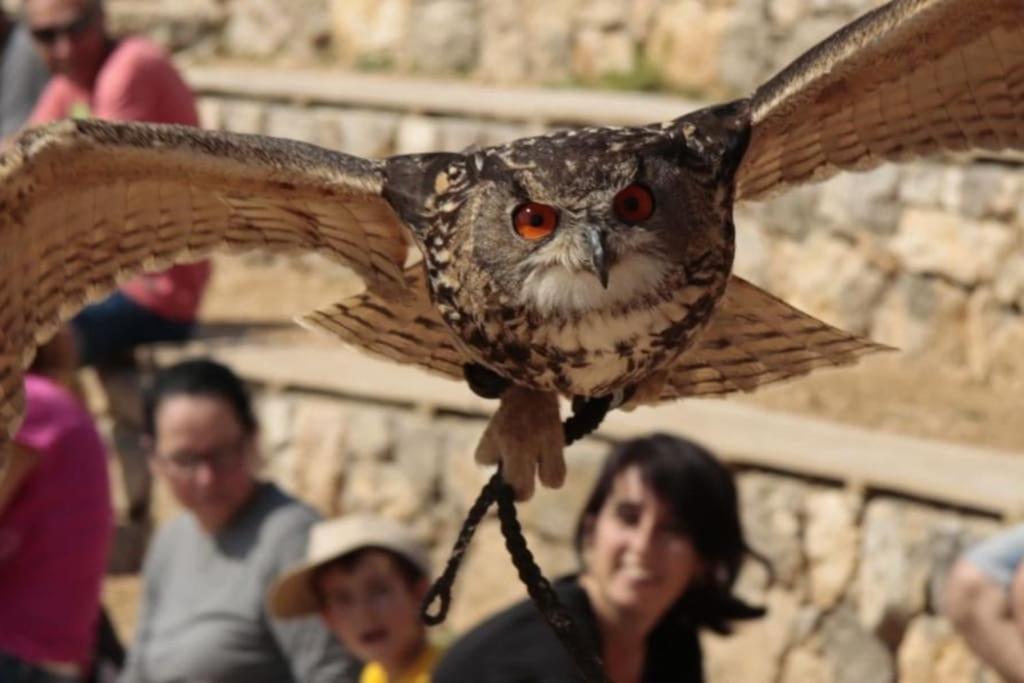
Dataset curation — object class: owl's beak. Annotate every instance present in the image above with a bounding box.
[584,226,609,289]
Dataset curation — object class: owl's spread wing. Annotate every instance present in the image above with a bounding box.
[0,118,412,438]
[658,276,890,400]
[299,265,469,380]
[737,0,1023,202]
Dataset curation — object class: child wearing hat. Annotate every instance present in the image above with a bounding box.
[269,515,440,683]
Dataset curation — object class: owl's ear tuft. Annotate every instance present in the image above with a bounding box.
[672,100,752,183]
[383,152,466,238]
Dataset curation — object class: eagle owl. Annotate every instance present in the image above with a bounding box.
[0,0,1021,498]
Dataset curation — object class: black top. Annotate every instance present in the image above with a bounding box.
[434,576,703,683]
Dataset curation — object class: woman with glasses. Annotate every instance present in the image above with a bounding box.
[120,358,359,683]
[435,433,766,683]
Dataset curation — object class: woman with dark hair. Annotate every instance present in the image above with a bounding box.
[434,433,764,683]
[121,358,359,682]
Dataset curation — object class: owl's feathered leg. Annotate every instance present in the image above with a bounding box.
[475,386,565,501]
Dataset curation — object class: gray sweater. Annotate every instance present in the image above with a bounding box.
[121,483,359,683]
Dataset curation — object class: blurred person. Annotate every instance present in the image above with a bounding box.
[1,9,49,141]
[120,358,358,683]
[23,0,213,531]
[434,433,766,683]
[0,328,114,682]
[24,0,211,366]
[945,527,1024,682]
[270,515,441,683]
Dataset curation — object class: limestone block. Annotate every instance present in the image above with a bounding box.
[476,0,528,83]
[768,0,813,29]
[435,118,486,153]
[898,164,957,208]
[265,105,319,145]
[738,472,807,590]
[804,489,861,609]
[522,0,578,83]
[757,183,820,240]
[995,253,1024,309]
[221,100,267,135]
[310,108,345,151]
[718,0,775,95]
[731,210,772,287]
[768,232,888,334]
[277,398,350,514]
[644,1,729,94]
[405,0,479,74]
[224,0,330,62]
[340,460,427,522]
[339,407,397,462]
[898,615,999,683]
[870,274,968,357]
[336,109,400,158]
[571,28,636,83]
[392,414,447,492]
[328,0,410,66]
[820,606,895,683]
[396,115,441,155]
[576,0,630,27]
[255,392,294,455]
[515,439,608,542]
[780,645,832,683]
[890,209,1014,286]
[818,165,902,236]
[959,165,1022,221]
[857,498,959,646]
[702,589,802,683]
[196,97,224,130]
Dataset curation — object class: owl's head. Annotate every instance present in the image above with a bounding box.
[385,102,749,317]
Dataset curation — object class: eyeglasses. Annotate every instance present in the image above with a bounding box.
[158,438,249,476]
[29,5,98,45]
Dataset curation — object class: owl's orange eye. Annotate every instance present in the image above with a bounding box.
[512,202,559,241]
[613,183,655,224]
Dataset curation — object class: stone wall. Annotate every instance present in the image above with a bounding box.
[240,383,1002,683]
[101,0,889,97]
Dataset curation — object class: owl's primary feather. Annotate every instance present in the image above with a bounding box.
[0,0,1021,497]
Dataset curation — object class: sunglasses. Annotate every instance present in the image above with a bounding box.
[29,6,97,45]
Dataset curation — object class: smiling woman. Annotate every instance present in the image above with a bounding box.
[434,433,765,683]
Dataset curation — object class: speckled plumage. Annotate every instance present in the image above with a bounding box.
[0,0,1021,497]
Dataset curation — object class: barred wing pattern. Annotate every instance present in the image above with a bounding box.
[737,0,1024,202]
[300,265,467,380]
[304,271,888,403]
[0,119,411,439]
[659,276,890,400]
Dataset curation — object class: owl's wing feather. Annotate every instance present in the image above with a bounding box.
[659,276,890,400]
[0,118,413,438]
[737,0,1024,202]
[299,265,469,380]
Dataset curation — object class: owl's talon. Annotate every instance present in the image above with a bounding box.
[463,363,512,399]
[474,386,565,501]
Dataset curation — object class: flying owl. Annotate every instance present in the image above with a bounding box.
[0,0,1021,499]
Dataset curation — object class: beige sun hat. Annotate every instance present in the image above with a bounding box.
[268,514,431,618]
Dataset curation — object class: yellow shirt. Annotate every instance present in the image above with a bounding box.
[359,644,441,683]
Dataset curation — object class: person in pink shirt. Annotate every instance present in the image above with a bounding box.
[0,328,113,682]
[25,0,211,366]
